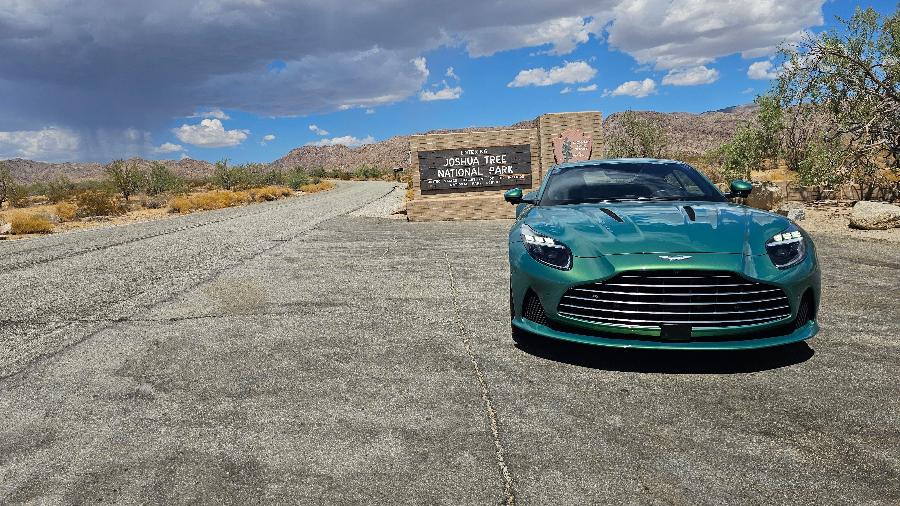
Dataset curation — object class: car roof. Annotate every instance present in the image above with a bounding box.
[549,158,685,171]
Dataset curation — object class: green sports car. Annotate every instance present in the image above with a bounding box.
[504,158,820,350]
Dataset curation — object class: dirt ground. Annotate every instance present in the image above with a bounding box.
[799,202,900,243]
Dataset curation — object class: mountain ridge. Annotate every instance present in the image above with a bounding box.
[3,106,757,184]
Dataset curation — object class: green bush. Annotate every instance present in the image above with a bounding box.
[47,177,75,203]
[105,159,145,201]
[717,125,761,181]
[145,162,184,195]
[75,190,125,217]
[285,168,310,190]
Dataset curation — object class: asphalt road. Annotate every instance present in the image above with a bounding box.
[1,181,898,505]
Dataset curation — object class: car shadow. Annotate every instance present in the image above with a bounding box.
[515,334,814,374]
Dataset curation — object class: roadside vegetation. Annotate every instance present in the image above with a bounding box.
[606,6,899,200]
[0,158,342,237]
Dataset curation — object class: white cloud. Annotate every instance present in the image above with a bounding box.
[412,57,429,80]
[560,87,573,94]
[309,124,329,136]
[189,108,230,120]
[365,109,376,115]
[263,134,276,141]
[508,61,597,88]
[747,60,779,80]
[0,127,80,161]
[606,78,657,98]
[172,119,249,148]
[446,67,459,81]
[606,0,824,69]
[576,84,598,92]
[153,142,184,153]
[662,65,720,86]
[306,135,375,148]
[465,16,596,57]
[419,84,463,101]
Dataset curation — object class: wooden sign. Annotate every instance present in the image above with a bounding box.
[553,129,592,163]
[418,144,531,191]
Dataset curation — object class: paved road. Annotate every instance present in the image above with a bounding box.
[1,181,898,504]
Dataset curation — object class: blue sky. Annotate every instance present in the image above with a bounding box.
[0,0,895,163]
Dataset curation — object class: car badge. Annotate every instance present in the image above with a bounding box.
[659,255,692,261]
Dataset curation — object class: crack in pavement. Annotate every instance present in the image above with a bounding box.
[446,254,516,506]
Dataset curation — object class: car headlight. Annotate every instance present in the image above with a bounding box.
[766,225,807,269]
[521,224,572,270]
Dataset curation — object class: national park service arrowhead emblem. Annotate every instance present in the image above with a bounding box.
[553,129,593,164]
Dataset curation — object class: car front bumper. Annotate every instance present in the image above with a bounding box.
[509,246,821,350]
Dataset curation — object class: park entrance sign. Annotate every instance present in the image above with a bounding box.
[407,111,602,221]
[418,144,532,191]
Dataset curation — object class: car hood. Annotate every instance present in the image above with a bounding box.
[522,202,791,256]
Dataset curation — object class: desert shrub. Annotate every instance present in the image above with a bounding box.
[798,140,848,188]
[144,196,167,209]
[55,202,78,222]
[75,190,125,217]
[298,181,335,193]
[354,166,389,179]
[308,168,328,179]
[286,168,311,189]
[249,186,292,202]
[145,162,183,195]
[211,159,254,190]
[3,211,54,234]
[105,159,145,201]
[717,125,761,181]
[168,189,252,213]
[46,177,76,203]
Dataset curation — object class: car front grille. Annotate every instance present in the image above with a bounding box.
[557,270,791,328]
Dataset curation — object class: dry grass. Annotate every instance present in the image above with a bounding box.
[169,190,250,214]
[249,185,293,202]
[55,202,78,222]
[298,181,335,194]
[1,211,54,234]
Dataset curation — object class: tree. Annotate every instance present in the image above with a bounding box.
[775,5,899,194]
[105,159,144,201]
[754,95,784,167]
[606,111,669,158]
[717,124,762,181]
[145,162,182,195]
[0,161,12,208]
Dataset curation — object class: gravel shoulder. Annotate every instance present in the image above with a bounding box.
[1,184,898,504]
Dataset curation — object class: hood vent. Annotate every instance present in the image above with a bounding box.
[599,207,624,223]
[683,205,696,222]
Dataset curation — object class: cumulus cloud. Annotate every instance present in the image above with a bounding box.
[0,127,81,161]
[189,109,230,120]
[662,66,720,86]
[0,0,828,160]
[576,84,598,92]
[747,60,779,80]
[172,119,249,148]
[508,61,597,87]
[309,124,329,136]
[606,78,657,98]
[465,16,597,57]
[306,135,376,148]
[153,142,184,153]
[606,0,824,69]
[419,84,463,101]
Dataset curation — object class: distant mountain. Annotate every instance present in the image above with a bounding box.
[2,157,216,184]
[3,107,757,183]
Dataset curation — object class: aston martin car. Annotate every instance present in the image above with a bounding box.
[504,158,820,350]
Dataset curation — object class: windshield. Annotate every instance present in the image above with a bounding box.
[540,162,726,206]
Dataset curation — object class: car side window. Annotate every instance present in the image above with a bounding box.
[672,170,705,196]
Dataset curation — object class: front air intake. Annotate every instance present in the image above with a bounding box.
[557,270,791,328]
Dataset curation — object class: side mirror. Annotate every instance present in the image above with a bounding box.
[504,188,524,204]
[728,180,753,199]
